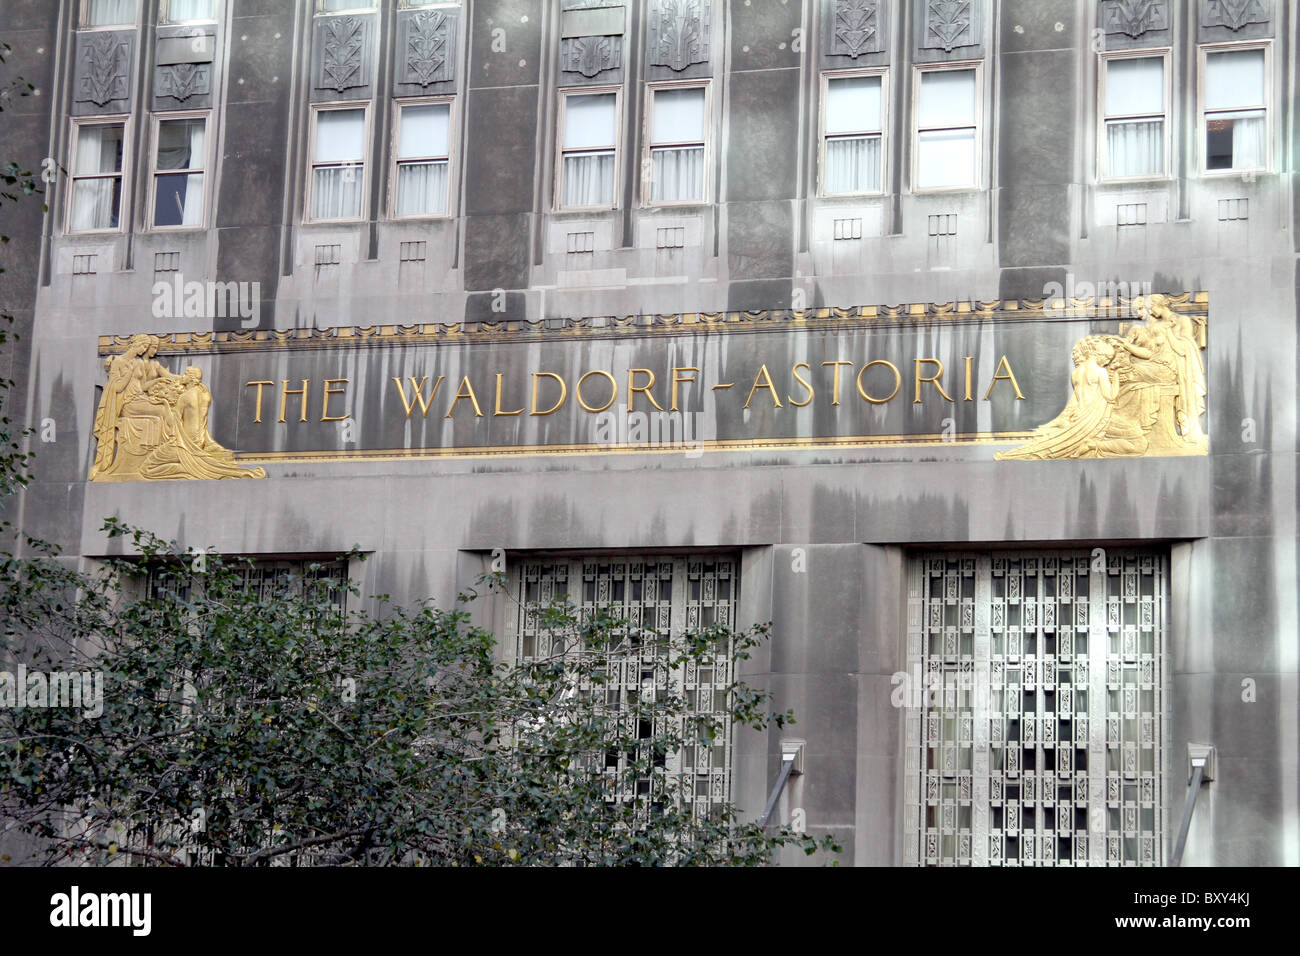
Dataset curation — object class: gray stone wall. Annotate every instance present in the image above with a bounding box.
[4,0,1297,866]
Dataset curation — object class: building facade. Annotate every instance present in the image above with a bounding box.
[1,0,1297,865]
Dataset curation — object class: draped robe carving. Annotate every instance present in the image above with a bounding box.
[89,334,265,481]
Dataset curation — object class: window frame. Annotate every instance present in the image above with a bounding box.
[910,61,983,194]
[79,0,141,29]
[642,80,712,208]
[1197,40,1271,177]
[305,101,371,225]
[818,67,889,199]
[158,0,219,24]
[1096,48,1172,184]
[146,110,212,232]
[555,85,623,212]
[66,116,131,236]
[397,0,461,8]
[314,0,377,14]
[388,95,456,221]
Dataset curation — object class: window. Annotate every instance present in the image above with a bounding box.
[81,0,137,27]
[316,0,375,12]
[914,67,978,190]
[509,556,737,819]
[905,550,1167,867]
[558,90,619,210]
[1201,46,1268,173]
[391,100,452,218]
[821,72,885,196]
[645,84,707,204]
[69,121,126,233]
[146,558,349,611]
[150,115,207,228]
[308,106,367,222]
[159,0,215,22]
[1100,54,1168,180]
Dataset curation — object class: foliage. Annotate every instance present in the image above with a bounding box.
[1,525,837,866]
[0,39,46,499]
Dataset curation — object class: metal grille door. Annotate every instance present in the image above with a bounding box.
[904,550,1165,866]
[512,556,737,818]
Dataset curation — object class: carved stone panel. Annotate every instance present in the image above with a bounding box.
[1100,0,1169,38]
[72,30,134,116]
[311,13,375,102]
[154,25,216,110]
[560,3,625,80]
[1199,0,1272,39]
[826,0,885,59]
[915,0,981,58]
[393,8,457,95]
[647,0,711,73]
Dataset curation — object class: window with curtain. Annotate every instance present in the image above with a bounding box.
[70,123,125,232]
[1203,48,1267,172]
[317,0,375,12]
[153,116,206,228]
[648,86,706,204]
[916,69,977,190]
[161,0,215,23]
[822,73,884,195]
[84,0,136,26]
[310,108,366,221]
[560,92,617,209]
[394,102,451,217]
[1102,56,1165,179]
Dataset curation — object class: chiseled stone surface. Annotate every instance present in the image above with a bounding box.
[2,0,1296,867]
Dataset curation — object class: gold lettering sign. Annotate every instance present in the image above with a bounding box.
[92,295,1209,478]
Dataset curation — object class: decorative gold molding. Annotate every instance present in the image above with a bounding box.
[89,334,266,482]
[235,431,1040,466]
[99,292,1211,356]
[996,294,1208,460]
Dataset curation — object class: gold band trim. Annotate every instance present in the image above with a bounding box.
[100,292,1211,356]
[236,431,1039,464]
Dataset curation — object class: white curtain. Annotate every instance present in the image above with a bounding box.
[1205,50,1265,111]
[1228,111,1266,168]
[313,110,364,219]
[312,166,364,219]
[88,0,135,26]
[71,179,119,231]
[155,118,206,226]
[651,146,703,202]
[916,129,975,189]
[1106,119,1163,178]
[166,0,215,20]
[71,125,123,230]
[397,160,449,215]
[562,152,615,207]
[825,135,881,194]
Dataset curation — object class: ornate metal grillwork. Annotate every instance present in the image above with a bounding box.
[512,555,737,818]
[146,558,349,610]
[904,550,1165,866]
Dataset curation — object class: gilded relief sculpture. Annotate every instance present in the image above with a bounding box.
[89,334,265,481]
[996,294,1208,460]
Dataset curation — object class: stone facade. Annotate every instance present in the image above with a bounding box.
[1,0,1296,866]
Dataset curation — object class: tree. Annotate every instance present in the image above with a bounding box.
[1,522,837,866]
